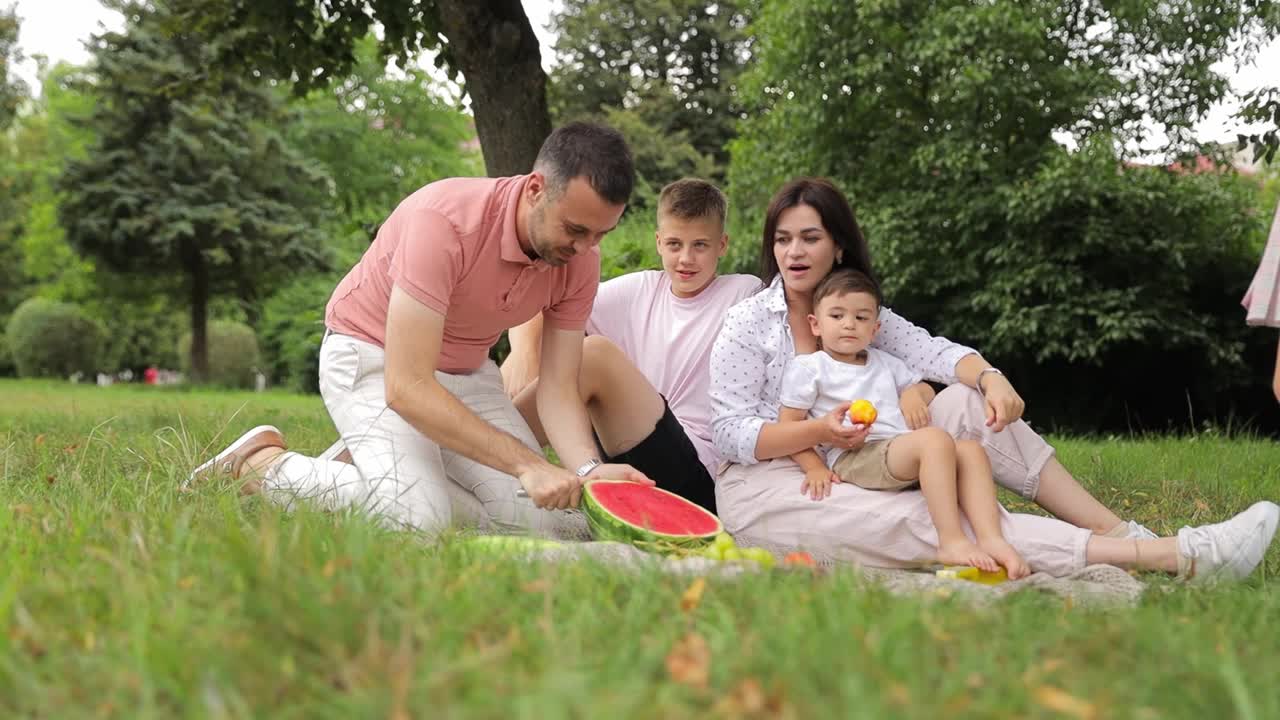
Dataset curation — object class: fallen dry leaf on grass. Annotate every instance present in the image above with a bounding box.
[666,632,710,689]
[680,577,707,613]
[713,677,765,716]
[520,579,552,593]
[1033,685,1097,720]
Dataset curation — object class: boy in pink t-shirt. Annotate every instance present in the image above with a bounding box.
[503,179,762,511]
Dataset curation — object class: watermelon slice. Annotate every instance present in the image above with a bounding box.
[581,480,722,547]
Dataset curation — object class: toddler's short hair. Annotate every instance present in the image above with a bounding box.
[813,268,883,309]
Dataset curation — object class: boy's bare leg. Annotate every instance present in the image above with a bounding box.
[955,440,1030,579]
[512,335,667,457]
[887,428,998,572]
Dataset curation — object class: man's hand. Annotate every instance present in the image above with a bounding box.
[586,463,656,486]
[900,388,931,430]
[517,464,584,510]
[800,466,840,500]
[819,403,871,451]
[981,373,1026,432]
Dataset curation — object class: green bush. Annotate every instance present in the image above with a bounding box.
[4,298,107,378]
[0,329,14,377]
[177,320,261,388]
[259,275,335,393]
[89,299,185,373]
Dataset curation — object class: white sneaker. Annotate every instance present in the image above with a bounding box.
[1176,501,1280,584]
[1125,521,1159,540]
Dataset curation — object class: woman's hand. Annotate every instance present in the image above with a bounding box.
[800,466,840,500]
[981,374,1026,432]
[818,404,870,450]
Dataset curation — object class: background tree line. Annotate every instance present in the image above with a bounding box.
[1,0,1279,435]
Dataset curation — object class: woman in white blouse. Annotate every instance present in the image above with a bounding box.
[709,177,1277,581]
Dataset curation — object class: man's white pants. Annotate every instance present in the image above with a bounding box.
[264,332,588,538]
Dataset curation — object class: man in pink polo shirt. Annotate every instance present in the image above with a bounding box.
[189,123,650,536]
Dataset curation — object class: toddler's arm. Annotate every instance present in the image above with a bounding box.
[899,382,936,430]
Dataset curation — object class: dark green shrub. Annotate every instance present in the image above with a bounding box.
[177,320,260,388]
[259,275,335,393]
[4,298,107,378]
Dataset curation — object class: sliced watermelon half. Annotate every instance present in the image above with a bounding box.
[582,480,722,547]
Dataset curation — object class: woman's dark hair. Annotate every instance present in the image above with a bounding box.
[759,177,875,287]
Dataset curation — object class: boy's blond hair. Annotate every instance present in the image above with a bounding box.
[657,178,728,226]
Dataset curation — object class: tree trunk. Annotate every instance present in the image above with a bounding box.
[435,0,552,177]
[185,243,210,383]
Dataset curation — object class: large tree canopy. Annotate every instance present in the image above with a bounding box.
[732,0,1280,205]
[548,0,757,170]
[0,5,26,129]
[730,0,1280,430]
[161,0,550,177]
[58,2,329,381]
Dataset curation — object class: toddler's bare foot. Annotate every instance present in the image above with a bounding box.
[978,537,1030,579]
[937,539,999,573]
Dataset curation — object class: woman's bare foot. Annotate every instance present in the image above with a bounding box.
[937,539,999,573]
[978,537,1031,579]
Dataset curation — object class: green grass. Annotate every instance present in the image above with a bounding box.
[2,378,1279,718]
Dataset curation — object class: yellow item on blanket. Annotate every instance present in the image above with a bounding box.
[935,565,1009,585]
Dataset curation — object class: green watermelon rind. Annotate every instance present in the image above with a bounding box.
[581,480,722,547]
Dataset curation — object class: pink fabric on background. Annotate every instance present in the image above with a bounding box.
[1243,201,1280,328]
[325,175,599,372]
[586,270,762,476]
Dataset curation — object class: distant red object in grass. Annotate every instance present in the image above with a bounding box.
[143,366,159,385]
[783,551,816,568]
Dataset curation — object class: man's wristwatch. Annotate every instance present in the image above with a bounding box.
[976,367,1005,398]
[575,458,603,478]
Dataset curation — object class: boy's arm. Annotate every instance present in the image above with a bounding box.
[902,382,935,405]
[778,405,830,471]
[899,382,936,430]
[500,312,544,398]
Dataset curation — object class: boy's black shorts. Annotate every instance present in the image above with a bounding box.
[604,396,717,514]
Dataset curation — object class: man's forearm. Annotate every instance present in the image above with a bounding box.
[388,377,549,477]
[536,380,600,471]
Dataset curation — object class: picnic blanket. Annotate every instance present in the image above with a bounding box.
[523,522,1146,607]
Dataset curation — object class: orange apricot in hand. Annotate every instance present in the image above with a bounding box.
[848,399,878,426]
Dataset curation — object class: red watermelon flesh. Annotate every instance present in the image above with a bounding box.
[583,481,722,546]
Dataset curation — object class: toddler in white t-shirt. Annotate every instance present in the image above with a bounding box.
[778,269,1029,578]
